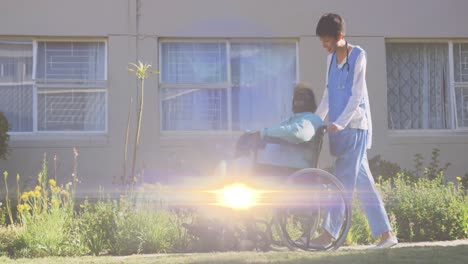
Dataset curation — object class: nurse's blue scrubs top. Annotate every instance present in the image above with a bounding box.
[315,46,373,155]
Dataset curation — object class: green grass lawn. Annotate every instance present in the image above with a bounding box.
[0,245,467,264]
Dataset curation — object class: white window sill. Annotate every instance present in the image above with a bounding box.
[388,129,468,144]
[8,133,109,148]
[159,131,243,147]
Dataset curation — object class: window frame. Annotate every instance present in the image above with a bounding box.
[386,38,468,133]
[0,37,108,136]
[158,38,299,136]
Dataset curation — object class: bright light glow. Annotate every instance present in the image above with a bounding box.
[215,183,259,209]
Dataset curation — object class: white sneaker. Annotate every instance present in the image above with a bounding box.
[368,236,398,250]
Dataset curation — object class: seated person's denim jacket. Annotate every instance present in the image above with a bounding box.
[257,112,325,169]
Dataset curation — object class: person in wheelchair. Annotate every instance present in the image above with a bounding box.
[234,82,325,179]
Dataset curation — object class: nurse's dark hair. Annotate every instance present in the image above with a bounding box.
[292,82,317,113]
[316,13,345,38]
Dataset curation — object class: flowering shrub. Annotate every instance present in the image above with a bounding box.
[14,152,85,257]
[380,174,468,242]
[79,194,189,256]
[345,149,467,245]
[1,147,466,256]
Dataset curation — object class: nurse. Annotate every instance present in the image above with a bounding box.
[312,13,397,249]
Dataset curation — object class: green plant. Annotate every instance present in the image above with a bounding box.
[344,198,374,246]
[0,112,10,160]
[127,61,159,187]
[3,171,13,225]
[370,148,451,183]
[0,204,6,226]
[368,155,402,182]
[79,194,188,256]
[110,210,155,255]
[425,148,451,181]
[457,173,468,190]
[407,148,450,181]
[118,96,133,186]
[0,225,25,257]
[79,198,118,256]
[15,149,84,257]
[381,174,468,242]
[18,207,84,257]
[108,197,184,255]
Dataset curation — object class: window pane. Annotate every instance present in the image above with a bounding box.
[161,42,227,83]
[386,43,451,129]
[37,88,106,131]
[454,43,468,83]
[161,88,228,130]
[0,40,33,132]
[455,87,468,127]
[230,42,296,130]
[36,42,106,81]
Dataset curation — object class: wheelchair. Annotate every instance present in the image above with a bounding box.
[182,126,351,252]
[248,126,352,251]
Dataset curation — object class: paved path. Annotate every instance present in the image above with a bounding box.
[341,239,468,251]
[113,239,468,260]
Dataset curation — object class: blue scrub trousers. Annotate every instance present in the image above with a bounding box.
[322,128,392,239]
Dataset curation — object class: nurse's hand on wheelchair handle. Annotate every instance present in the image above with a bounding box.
[327,123,342,133]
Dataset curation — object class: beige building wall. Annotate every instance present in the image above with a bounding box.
[1,0,468,193]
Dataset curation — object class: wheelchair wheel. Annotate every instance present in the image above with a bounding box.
[274,168,351,251]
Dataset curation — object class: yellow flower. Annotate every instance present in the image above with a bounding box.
[18,204,31,213]
[28,191,35,198]
[17,204,25,213]
[51,198,59,207]
[34,190,41,198]
[456,176,462,181]
[34,186,41,192]
[20,192,29,201]
[62,191,70,198]
[49,179,56,187]
[53,187,61,194]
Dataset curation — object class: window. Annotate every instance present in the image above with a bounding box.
[159,40,297,132]
[454,43,468,128]
[0,39,107,133]
[0,40,33,132]
[386,41,468,130]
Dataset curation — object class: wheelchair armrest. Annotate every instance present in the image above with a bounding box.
[261,136,291,146]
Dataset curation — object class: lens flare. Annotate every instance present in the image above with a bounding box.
[215,183,259,209]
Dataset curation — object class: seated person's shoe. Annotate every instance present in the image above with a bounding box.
[368,235,398,250]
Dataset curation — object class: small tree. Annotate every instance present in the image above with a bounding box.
[126,61,159,187]
[0,112,10,160]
